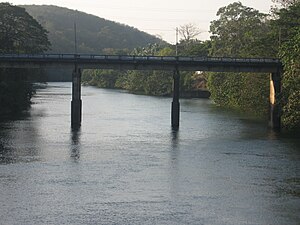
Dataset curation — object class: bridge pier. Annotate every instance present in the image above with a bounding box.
[269,72,281,130]
[71,65,82,129]
[172,69,180,130]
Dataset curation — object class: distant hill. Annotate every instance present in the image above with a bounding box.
[20,5,165,54]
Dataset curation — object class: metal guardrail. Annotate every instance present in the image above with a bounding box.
[0,54,281,64]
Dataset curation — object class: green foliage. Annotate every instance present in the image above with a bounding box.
[121,70,172,96]
[121,70,150,94]
[210,2,276,57]
[82,34,211,96]
[0,69,37,115]
[207,2,277,117]
[0,3,50,53]
[132,43,161,56]
[178,40,211,56]
[21,5,165,53]
[207,1,300,130]
[272,0,299,8]
[82,45,174,96]
[208,72,269,116]
[269,1,300,130]
[176,40,211,93]
[278,3,300,129]
[82,69,123,88]
[0,3,50,115]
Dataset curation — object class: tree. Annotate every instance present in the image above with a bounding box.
[210,2,276,57]
[272,1,300,44]
[207,2,276,117]
[132,43,160,56]
[82,44,173,96]
[0,3,50,53]
[178,39,211,56]
[178,23,201,42]
[272,0,299,8]
[275,2,300,130]
[280,29,300,129]
[0,3,50,115]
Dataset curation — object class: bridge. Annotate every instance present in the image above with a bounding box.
[0,54,283,130]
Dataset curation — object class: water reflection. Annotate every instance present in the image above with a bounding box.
[0,118,40,164]
[170,128,179,154]
[0,83,299,225]
[170,130,179,164]
[171,129,179,143]
[70,128,81,161]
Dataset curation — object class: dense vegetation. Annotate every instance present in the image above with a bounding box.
[207,2,276,118]
[82,42,210,97]
[21,5,164,53]
[82,1,299,131]
[0,3,50,115]
[207,0,300,130]
[275,1,300,130]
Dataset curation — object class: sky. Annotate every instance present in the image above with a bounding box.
[7,0,274,43]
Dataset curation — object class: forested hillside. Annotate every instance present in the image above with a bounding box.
[21,5,164,53]
[0,3,50,115]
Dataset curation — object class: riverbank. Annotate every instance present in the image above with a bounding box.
[83,82,211,99]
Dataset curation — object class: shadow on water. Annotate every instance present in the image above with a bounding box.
[0,112,40,164]
[170,128,180,161]
[171,128,179,145]
[70,128,81,162]
[241,118,300,148]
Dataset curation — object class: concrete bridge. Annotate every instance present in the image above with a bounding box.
[0,54,283,130]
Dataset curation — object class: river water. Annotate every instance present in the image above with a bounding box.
[0,82,299,225]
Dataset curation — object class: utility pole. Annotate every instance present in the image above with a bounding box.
[74,10,78,54]
[175,27,178,56]
[74,22,77,54]
[71,10,81,129]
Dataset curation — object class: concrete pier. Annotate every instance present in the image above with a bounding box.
[71,65,82,128]
[270,72,281,130]
[172,69,180,129]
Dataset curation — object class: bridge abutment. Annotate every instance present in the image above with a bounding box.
[172,69,180,130]
[270,72,281,130]
[71,65,82,129]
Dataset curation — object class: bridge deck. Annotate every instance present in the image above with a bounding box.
[0,54,282,73]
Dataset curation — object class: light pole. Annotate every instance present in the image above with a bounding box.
[74,10,78,54]
[175,27,178,56]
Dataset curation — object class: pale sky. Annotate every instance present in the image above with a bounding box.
[8,0,274,43]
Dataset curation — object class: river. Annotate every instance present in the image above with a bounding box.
[0,82,299,225]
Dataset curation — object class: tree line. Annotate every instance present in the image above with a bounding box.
[83,0,300,131]
[0,1,299,131]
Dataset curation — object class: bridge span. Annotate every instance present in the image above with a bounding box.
[0,54,283,130]
[0,54,281,73]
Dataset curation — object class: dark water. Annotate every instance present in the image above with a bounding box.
[0,82,299,225]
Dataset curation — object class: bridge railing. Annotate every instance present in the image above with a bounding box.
[0,53,280,64]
